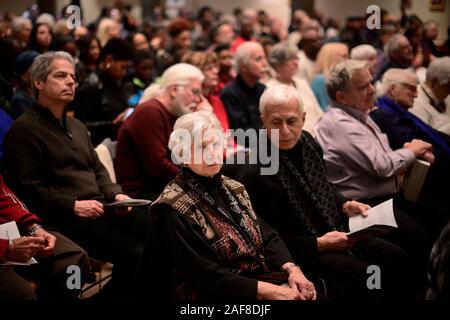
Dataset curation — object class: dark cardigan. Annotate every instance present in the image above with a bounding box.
[3,103,122,223]
[235,131,347,269]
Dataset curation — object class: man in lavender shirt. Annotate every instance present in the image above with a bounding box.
[315,60,437,296]
[315,59,433,201]
[314,60,448,234]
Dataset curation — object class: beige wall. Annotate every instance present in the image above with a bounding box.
[3,0,448,42]
[187,0,291,23]
[315,0,450,42]
[55,0,142,25]
[2,0,36,16]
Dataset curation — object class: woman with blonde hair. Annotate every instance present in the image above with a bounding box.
[97,18,120,47]
[311,42,348,110]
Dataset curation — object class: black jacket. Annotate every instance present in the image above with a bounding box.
[235,132,347,269]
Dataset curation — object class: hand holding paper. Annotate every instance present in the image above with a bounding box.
[0,221,39,265]
[347,199,397,240]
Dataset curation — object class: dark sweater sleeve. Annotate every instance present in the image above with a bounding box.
[165,208,258,300]
[370,109,416,150]
[220,89,244,130]
[258,217,294,269]
[129,107,178,181]
[3,123,77,216]
[235,165,319,264]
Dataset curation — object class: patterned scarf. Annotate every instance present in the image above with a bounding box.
[153,169,268,274]
[276,133,346,235]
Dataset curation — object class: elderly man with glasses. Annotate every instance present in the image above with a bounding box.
[115,63,206,200]
[370,68,450,228]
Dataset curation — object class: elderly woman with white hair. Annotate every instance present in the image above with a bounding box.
[350,44,378,76]
[144,110,317,300]
[236,84,410,300]
[266,42,323,134]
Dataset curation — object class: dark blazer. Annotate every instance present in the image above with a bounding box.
[235,132,347,269]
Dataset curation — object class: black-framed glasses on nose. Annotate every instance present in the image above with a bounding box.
[400,82,417,92]
[190,88,202,98]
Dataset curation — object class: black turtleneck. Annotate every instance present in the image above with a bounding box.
[182,167,242,226]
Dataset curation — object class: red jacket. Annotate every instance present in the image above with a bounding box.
[0,175,40,260]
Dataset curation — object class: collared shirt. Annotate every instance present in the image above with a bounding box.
[315,103,415,200]
[410,84,450,135]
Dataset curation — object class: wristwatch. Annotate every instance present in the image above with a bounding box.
[29,223,43,236]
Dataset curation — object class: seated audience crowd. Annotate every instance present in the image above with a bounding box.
[0,2,449,301]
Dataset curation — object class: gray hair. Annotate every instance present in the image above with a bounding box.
[426,57,450,85]
[350,44,377,61]
[259,84,304,114]
[36,13,55,27]
[168,111,224,164]
[385,34,408,57]
[11,17,31,33]
[326,59,367,101]
[268,42,298,69]
[234,41,263,74]
[378,68,417,97]
[30,51,75,96]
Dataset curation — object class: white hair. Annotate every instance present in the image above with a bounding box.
[350,44,377,61]
[139,83,161,104]
[385,34,407,57]
[259,84,304,114]
[139,63,205,104]
[36,13,55,27]
[326,59,367,101]
[378,68,417,97]
[426,57,450,85]
[160,63,204,89]
[168,111,224,164]
[234,41,263,74]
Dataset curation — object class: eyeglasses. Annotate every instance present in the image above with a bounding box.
[400,82,417,93]
[190,88,202,98]
[176,85,202,98]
